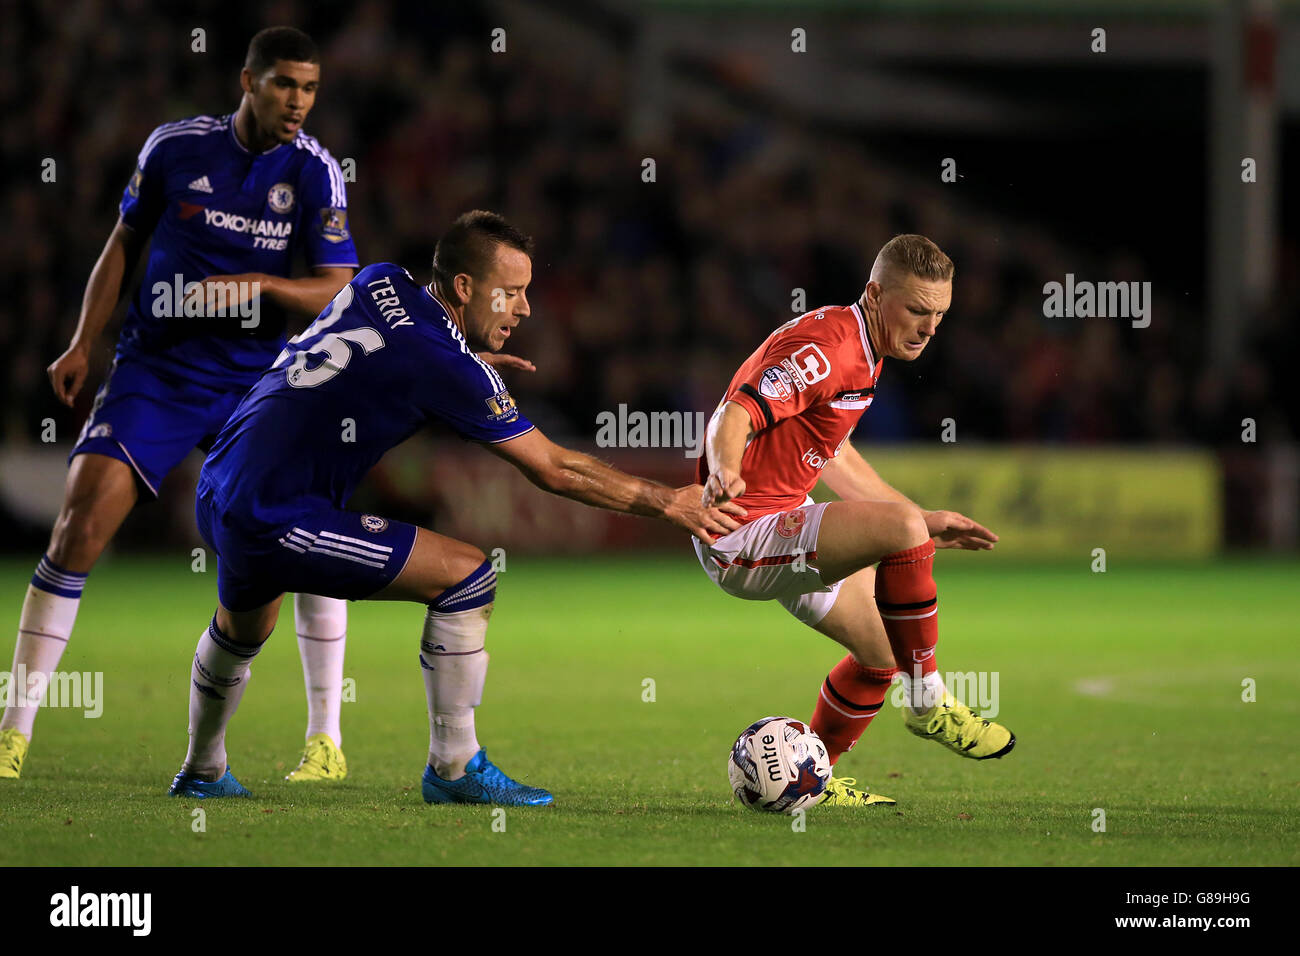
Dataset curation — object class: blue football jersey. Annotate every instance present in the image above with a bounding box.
[198,263,534,529]
[118,113,359,391]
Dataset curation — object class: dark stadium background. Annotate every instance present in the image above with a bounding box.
[1,0,1295,557]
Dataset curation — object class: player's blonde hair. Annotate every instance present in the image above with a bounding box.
[870,234,954,289]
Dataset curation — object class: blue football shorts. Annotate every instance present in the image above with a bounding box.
[194,484,419,612]
[70,355,247,497]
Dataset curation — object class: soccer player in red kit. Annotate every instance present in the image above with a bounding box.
[697,234,1014,806]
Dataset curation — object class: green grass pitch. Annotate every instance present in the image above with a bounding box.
[0,553,1296,866]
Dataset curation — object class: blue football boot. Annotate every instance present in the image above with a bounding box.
[421,749,553,806]
[168,767,252,798]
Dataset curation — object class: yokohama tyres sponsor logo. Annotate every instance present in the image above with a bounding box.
[201,207,293,238]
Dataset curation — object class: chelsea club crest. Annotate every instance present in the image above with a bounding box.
[268,182,296,214]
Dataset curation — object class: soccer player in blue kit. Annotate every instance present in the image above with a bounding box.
[0,28,376,782]
[168,211,745,804]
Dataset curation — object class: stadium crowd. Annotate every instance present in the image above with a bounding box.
[2,0,1294,459]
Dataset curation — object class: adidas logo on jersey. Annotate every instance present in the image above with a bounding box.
[187,175,213,193]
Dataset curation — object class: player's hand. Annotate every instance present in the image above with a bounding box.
[667,484,747,541]
[701,467,745,507]
[923,510,998,551]
[478,352,536,373]
[48,343,91,407]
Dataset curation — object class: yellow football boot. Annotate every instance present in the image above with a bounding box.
[815,776,897,807]
[0,728,30,780]
[904,692,1015,759]
[285,732,348,782]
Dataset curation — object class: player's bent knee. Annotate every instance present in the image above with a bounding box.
[48,459,138,569]
[215,602,281,647]
[896,506,930,553]
[870,501,926,555]
[428,559,496,615]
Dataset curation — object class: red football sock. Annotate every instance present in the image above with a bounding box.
[876,540,939,685]
[811,654,898,765]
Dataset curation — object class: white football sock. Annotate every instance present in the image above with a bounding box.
[294,593,347,748]
[420,605,490,780]
[1,559,87,738]
[900,669,947,715]
[185,620,261,780]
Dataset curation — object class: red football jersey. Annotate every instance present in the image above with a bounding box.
[697,302,884,523]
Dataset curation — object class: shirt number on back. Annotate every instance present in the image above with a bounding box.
[273,284,387,388]
[284,327,386,388]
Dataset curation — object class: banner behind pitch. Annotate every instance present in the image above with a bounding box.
[827,446,1221,559]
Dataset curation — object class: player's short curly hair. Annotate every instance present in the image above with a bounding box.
[244,27,319,75]
[871,234,954,288]
[432,211,535,297]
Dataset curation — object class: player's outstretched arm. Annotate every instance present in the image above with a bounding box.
[185,266,355,319]
[486,428,746,541]
[824,445,997,550]
[701,401,753,506]
[49,219,146,406]
[261,266,355,316]
[821,442,915,505]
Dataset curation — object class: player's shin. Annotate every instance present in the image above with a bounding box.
[811,656,897,764]
[0,557,87,740]
[294,593,347,748]
[185,617,261,780]
[876,540,945,714]
[420,561,496,780]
